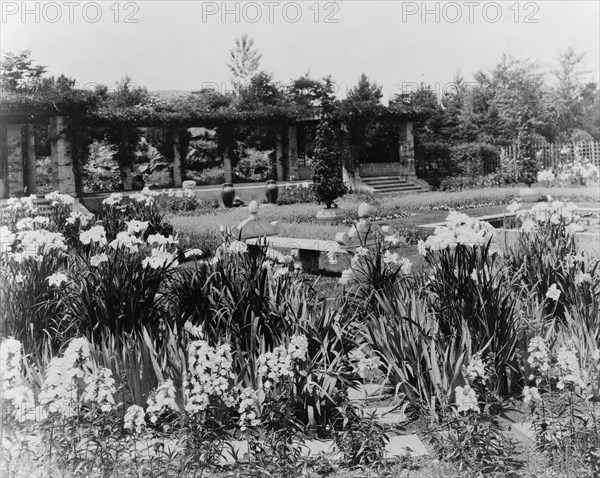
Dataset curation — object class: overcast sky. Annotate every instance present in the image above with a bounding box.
[1,0,599,100]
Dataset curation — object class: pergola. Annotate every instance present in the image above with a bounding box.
[0,94,421,199]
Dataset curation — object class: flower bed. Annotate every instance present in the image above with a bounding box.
[1,189,599,477]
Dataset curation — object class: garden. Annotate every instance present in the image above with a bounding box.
[1,179,599,478]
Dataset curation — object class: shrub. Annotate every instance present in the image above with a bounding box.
[415,142,452,188]
[312,118,348,208]
[449,143,500,178]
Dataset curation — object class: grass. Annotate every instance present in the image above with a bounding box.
[168,185,599,268]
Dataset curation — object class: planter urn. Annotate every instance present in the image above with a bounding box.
[221,182,236,208]
[265,180,279,204]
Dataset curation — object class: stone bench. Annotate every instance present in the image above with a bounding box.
[230,201,394,274]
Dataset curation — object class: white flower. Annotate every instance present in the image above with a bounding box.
[126,220,149,235]
[556,342,584,390]
[523,386,541,404]
[506,201,522,213]
[454,385,478,413]
[545,284,561,301]
[47,272,68,287]
[356,356,382,381]
[382,250,399,265]
[466,354,487,382]
[575,272,592,286]
[102,193,123,206]
[1,226,16,253]
[527,337,550,373]
[384,235,401,246]
[142,249,178,269]
[273,267,289,279]
[147,380,179,422]
[79,225,107,245]
[124,405,146,434]
[417,240,427,257]
[184,249,204,259]
[565,223,584,235]
[14,273,24,284]
[83,368,116,413]
[238,388,260,431]
[109,232,143,253]
[355,246,369,257]
[398,258,412,275]
[288,335,308,362]
[90,253,108,267]
[45,191,74,206]
[227,241,248,254]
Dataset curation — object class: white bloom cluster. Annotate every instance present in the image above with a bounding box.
[575,272,592,286]
[227,241,248,254]
[66,211,94,227]
[39,338,91,416]
[556,156,599,185]
[147,234,178,246]
[102,193,123,206]
[466,353,488,382]
[527,336,550,373]
[5,196,37,214]
[18,229,67,255]
[556,342,585,390]
[0,338,35,421]
[146,380,179,423]
[142,248,179,269]
[257,346,292,390]
[16,216,49,231]
[506,201,522,213]
[237,388,260,431]
[536,169,556,184]
[90,253,109,267]
[288,334,309,361]
[356,356,382,381]
[80,225,108,245]
[417,211,495,256]
[130,187,159,205]
[545,283,561,301]
[1,226,16,253]
[47,272,69,287]
[517,201,579,229]
[83,368,116,413]
[184,249,204,259]
[257,335,308,391]
[454,385,479,413]
[45,191,74,207]
[184,339,235,414]
[124,404,146,434]
[126,220,149,235]
[522,385,541,404]
[109,231,143,253]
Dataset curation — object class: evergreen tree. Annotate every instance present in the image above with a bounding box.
[227,34,262,95]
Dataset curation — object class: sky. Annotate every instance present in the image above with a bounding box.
[1,0,599,100]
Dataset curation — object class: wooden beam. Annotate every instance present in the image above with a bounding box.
[276,126,285,181]
[172,132,182,187]
[24,124,37,195]
[287,125,299,181]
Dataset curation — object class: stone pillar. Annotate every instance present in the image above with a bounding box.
[398,121,416,179]
[24,124,37,195]
[223,143,232,183]
[172,132,182,187]
[7,124,24,197]
[287,125,299,181]
[275,126,285,181]
[0,124,9,199]
[50,116,76,195]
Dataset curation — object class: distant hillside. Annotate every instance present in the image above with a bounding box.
[151,90,194,99]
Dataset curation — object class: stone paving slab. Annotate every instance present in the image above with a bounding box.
[365,405,408,424]
[511,422,535,439]
[386,435,429,458]
[348,383,388,401]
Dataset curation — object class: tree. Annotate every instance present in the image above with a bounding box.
[0,50,46,93]
[312,79,347,208]
[227,34,262,95]
[99,76,151,190]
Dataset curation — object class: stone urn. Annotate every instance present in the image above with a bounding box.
[221,182,236,208]
[265,180,279,204]
[519,187,541,203]
[316,204,345,223]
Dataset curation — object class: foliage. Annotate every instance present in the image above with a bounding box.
[228,33,263,95]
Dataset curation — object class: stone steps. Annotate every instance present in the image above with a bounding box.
[361,176,429,193]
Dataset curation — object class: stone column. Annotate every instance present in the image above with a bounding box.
[287,125,299,181]
[172,132,182,187]
[50,116,76,195]
[0,124,9,199]
[223,143,232,182]
[7,124,24,197]
[275,126,285,181]
[24,124,37,195]
[398,121,416,179]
